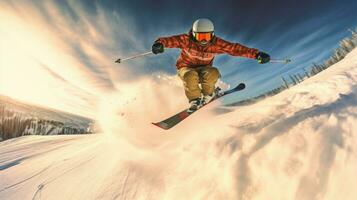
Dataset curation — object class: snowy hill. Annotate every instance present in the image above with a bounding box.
[0,96,94,141]
[0,48,356,200]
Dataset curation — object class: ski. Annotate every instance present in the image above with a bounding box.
[152,83,246,130]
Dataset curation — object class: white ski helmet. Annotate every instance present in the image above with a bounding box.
[192,18,215,45]
[192,18,214,33]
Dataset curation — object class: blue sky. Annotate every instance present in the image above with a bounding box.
[1,0,357,117]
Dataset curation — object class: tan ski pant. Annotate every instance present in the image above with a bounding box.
[178,66,221,101]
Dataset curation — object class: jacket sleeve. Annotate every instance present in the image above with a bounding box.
[155,34,189,49]
[215,37,259,59]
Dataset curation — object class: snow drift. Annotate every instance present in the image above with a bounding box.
[0,48,357,200]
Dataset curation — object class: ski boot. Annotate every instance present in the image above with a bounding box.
[202,87,221,105]
[187,98,202,113]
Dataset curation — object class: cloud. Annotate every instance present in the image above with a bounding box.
[0,0,169,117]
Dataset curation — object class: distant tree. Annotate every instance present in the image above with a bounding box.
[297,73,304,81]
[281,77,289,89]
[294,74,301,83]
[289,75,297,85]
[303,68,310,78]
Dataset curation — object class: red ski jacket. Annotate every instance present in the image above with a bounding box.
[156,33,259,69]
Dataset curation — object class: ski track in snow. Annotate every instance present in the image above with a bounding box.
[0,49,357,200]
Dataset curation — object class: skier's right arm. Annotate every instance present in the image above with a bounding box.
[152,34,188,54]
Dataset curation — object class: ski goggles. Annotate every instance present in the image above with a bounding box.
[193,32,214,42]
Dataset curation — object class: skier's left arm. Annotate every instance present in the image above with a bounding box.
[215,38,270,64]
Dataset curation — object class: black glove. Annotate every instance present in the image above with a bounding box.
[256,51,270,64]
[152,42,164,54]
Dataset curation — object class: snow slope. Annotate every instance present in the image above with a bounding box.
[0,48,356,200]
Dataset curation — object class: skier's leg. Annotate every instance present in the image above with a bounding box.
[178,67,201,102]
[200,66,220,95]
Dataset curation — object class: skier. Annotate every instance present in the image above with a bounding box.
[152,18,270,112]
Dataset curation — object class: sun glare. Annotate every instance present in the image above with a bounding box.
[0,3,99,118]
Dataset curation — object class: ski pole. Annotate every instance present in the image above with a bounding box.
[270,58,291,64]
[115,51,153,63]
